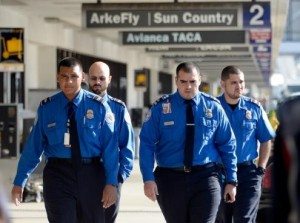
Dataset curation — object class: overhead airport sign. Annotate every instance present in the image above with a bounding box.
[249,29,271,44]
[253,45,271,53]
[122,31,245,45]
[161,54,252,60]
[145,46,249,53]
[82,3,238,28]
[243,2,270,28]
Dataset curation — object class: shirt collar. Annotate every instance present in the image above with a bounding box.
[102,93,108,103]
[175,90,197,105]
[220,93,245,110]
[62,89,84,108]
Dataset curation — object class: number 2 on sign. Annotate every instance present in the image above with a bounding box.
[249,4,264,26]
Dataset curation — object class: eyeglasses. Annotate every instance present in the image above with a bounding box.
[89,76,106,82]
[59,74,80,81]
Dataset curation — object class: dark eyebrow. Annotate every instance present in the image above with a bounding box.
[179,80,196,83]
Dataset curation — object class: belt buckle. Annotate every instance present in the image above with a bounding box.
[184,166,191,173]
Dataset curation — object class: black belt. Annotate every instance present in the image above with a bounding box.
[47,157,101,165]
[237,160,254,167]
[157,162,216,173]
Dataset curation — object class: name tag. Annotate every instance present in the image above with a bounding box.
[47,122,56,128]
[164,121,174,126]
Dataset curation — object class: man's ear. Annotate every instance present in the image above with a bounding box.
[220,80,225,90]
[82,72,86,82]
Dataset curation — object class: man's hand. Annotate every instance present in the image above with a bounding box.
[11,185,23,206]
[223,184,237,203]
[102,184,117,209]
[144,181,158,202]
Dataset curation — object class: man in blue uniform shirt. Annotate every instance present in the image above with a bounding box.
[139,62,238,223]
[217,65,275,223]
[11,57,119,223]
[88,61,135,223]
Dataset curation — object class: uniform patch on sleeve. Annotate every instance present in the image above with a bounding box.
[144,110,152,122]
[162,102,172,114]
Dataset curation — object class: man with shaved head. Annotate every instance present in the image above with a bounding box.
[88,61,135,223]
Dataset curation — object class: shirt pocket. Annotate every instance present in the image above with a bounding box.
[161,119,177,140]
[200,118,218,143]
[44,125,62,145]
[82,118,99,143]
[242,120,256,140]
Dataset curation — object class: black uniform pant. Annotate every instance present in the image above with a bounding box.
[43,158,105,223]
[154,163,221,223]
[104,183,122,223]
[222,163,263,223]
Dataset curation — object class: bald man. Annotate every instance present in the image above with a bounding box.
[88,61,135,223]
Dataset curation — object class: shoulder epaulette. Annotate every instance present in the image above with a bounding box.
[201,92,220,104]
[40,97,52,106]
[85,92,103,103]
[246,97,261,107]
[85,90,103,103]
[92,95,103,103]
[153,94,170,106]
[108,95,126,107]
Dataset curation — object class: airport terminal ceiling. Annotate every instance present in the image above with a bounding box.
[1,0,289,89]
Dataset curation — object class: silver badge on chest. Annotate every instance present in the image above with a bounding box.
[86,109,94,119]
[105,112,115,124]
[245,110,252,120]
[205,109,213,118]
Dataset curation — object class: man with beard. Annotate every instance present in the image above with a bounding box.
[217,65,275,223]
[88,61,135,223]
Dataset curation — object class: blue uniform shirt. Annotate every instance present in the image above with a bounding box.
[13,89,119,187]
[103,94,135,183]
[139,91,237,182]
[217,94,275,163]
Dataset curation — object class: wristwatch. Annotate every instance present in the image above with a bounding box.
[227,181,238,187]
[257,166,266,175]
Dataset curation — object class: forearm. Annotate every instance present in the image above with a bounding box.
[118,141,135,181]
[257,140,271,168]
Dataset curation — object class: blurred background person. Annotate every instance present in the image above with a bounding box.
[0,177,11,223]
[273,94,300,223]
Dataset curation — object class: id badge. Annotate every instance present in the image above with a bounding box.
[64,132,70,147]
